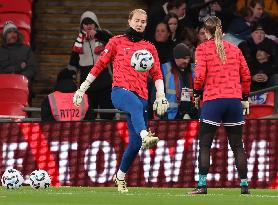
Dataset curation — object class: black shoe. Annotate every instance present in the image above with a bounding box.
[188,186,207,195]
[241,186,250,194]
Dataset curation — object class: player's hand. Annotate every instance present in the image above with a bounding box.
[241,101,249,115]
[73,89,85,107]
[73,78,92,107]
[153,94,169,117]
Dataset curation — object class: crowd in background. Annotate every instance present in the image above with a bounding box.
[0,0,278,121]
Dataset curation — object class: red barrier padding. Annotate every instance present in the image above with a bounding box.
[0,120,277,188]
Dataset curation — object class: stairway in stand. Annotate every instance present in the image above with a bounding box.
[32,0,146,112]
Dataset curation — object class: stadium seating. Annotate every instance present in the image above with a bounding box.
[0,102,27,118]
[0,0,32,17]
[0,74,29,118]
[246,91,275,119]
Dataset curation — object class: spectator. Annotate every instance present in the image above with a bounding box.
[161,43,198,119]
[197,0,237,32]
[69,11,114,120]
[227,7,255,41]
[236,0,278,21]
[152,21,175,64]
[145,0,195,41]
[0,21,37,102]
[228,0,277,40]
[180,27,198,59]
[196,26,207,45]
[41,68,89,121]
[164,12,181,43]
[238,22,278,91]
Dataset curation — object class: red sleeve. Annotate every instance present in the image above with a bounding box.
[89,37,116,77]
[149,44,163,82]
[194,44,207,91]
[239,49,251,95]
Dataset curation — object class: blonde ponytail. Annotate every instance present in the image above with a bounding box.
[215,24,226,64]
[203,16,226,64]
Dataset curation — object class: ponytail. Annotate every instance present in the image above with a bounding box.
[204,16,226,64]
[215,24,226,64]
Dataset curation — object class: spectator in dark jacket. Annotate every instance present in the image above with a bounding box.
[238,22,278,91]
[0,21,37,102]
[69,11,114,120]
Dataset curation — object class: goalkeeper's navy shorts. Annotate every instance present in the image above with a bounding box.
[199,98,245,126]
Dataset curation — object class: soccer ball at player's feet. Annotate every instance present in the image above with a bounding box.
[1,168,24,189]
[241,186,250,194]
[187,186,207,195]
[141,130,159,149]
[113,175,128,193]
[29,170,51,189]
[131,49,154,72]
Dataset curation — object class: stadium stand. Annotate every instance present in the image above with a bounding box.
[0,74,29,118]
[0,0,32,17]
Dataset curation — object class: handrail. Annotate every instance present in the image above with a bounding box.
[249,85,278,96]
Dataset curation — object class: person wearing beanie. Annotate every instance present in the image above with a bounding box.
[160,43,198,119]
[69,11,115,120]
[238,21,278,92]
[41,68,90,121]
[0,21,37,104]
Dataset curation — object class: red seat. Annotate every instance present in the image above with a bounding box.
[0,0,32,17]
[0,102,27,118]
[246,91,275,119]
[0,74,29,118]
[0,74,29,91]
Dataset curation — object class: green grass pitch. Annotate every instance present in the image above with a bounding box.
[0,187,277,205]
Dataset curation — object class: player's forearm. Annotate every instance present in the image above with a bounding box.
[90,57,109,77]
[79,73,96,92]
[154,79,165,97]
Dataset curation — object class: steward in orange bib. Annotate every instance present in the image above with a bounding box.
[41,68,89,121]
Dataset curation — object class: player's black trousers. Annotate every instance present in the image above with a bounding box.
[198,123,248,179]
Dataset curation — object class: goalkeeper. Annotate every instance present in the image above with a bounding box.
[189,16,251,195]
[73,9,169,193]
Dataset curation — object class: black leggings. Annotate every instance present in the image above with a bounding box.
[198,123,247,179]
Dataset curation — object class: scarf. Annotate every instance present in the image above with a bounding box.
[72,31,105,55]
[73,32,86,54]
[125,27,144,42]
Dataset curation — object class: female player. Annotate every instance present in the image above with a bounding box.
[73,9,169,193]
[190,16,251,195]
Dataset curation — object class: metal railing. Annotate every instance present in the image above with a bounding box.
[1,85,278,122]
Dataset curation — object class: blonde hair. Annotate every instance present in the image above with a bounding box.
[204,16,226,64]
[128,9,147,20]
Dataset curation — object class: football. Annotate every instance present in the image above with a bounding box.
[1,168,24,189]
[131,49,154,72]
[29,170,51,189]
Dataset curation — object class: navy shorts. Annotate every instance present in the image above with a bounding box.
[200,98,245,126]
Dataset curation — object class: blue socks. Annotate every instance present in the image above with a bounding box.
[198,175,248,187]
[240,179,248,187]
[198,174,207,187]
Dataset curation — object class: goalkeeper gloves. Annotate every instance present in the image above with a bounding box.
[241,94,249,115]
[193,89,202,109]
[153,93,169,117]
[73,74,95,107]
